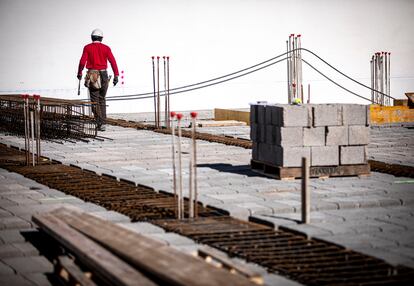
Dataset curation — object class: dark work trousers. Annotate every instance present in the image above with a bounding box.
[89,70,109,127]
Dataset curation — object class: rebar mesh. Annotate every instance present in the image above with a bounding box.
[0,94,98,140]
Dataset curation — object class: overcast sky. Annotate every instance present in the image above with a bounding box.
[0,0,413,113]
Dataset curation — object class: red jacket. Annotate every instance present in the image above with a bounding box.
[78,42,119,76]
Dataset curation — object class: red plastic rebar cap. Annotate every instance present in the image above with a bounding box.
[297,34,301,37]
[121,70,124,73]
[157,56,160,59]
[163,56,165,59]
[292,83,296,87]
[151,56,154,59]
[388,52,391,55]
[176,113,183,120]
[170,111,176,118]
[190,112,198,118]
[167,56,170,59]
[121,81,124,85]
[33,95,40,100]
[290,34,294,37]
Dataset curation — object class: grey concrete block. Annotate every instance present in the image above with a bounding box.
[311,146,339,166]
[252,142,258,160]
[342,104,368,126]
[326,126,348,146]
[250,123,257,142]
[349,125,370,145]
[3,256,53,273]
[257,143,273,164]
[303,127,325,146]
[250,105,258,124]
[274,146,311,167]
[313,104,342,126]
[258,124,266,143]
[265,106,272,125]
[265,125,276,144]
[340,146,367,165]
[275,127,303,147]
[257,105,266,124]
[271,105,311,127]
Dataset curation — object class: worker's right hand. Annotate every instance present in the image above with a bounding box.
[113,76,118,86]
[77,74,82,80]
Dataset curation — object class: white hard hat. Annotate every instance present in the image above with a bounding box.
[91,29,103,37]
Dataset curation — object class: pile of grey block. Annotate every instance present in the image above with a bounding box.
[250,104,370,167]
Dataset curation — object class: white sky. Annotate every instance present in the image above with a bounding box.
[0,0,413,113]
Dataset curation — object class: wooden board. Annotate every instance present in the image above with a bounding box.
[370,105,414,124]
[214,108,250,125]
[197,120,247,127]
[32,213,157,286]
[51,208,256,286]
[251,159,370,179]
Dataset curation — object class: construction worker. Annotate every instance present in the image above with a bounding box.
[77,28,119,131]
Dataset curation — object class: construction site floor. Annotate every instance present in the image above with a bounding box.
[0,114,413,285]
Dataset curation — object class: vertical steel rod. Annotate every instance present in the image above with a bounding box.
[163,56,167,128]
[301,157,310,224]
[30,111,35,166]
[167,57,171,129]
[156,56,161,128]
[152,56,157,127]
[191,112,198,218]
[307,84,310,104]
[388,52,391,106]
[170,112,177,218]
[176,113,184,219]
[286,40,290,102]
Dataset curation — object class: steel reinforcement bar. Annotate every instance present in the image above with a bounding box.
[0,143,413,286]
[0,94,98,140]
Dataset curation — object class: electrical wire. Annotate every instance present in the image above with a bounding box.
[100,47,394,103]
[301,59,372,103]
[106,57,288,102]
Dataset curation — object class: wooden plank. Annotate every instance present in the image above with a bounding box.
[251,160,370,179]
[197,120,247,127]
[214,108,250,125]
[32,213,157,286]
[197,246,263,285]
[52,208,256,286]
[370,105,414,124]
[55,256,97,286]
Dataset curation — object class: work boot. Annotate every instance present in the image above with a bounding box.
[97,125,106,131]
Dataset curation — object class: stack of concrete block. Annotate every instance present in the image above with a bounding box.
[250,104,370,168]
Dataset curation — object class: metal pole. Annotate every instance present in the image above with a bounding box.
[34,95,41,164]
[191,112,198,218]
[163,56,167,128]
[167,56,171,129]
[176,113,184,219]
[370,56,374,102]
[30,110,35,166]
[384,52,388,106]
[286,40,290,102]
[301,157,310,224]
[388,52,391,106]
[297,34,302,101]
[170,112,177,218]
[77,79,81,96]
[157,56,161,128]
[152,56,157,127]
[307,84,310,104]
[22,94,29,166]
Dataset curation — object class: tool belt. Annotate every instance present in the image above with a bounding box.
[84,70,103,89]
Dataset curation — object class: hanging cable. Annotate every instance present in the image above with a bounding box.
[301,59,373,103]
[106,57,288,102]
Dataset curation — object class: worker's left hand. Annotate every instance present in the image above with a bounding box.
[77,74,82,80]
[113,76,118,86]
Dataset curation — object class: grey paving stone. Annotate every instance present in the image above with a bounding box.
[0,229,33,244]
[23,273,53,286]
[3,256,53,274]
[0,244,21,258]
[0,217,32,230]
[0,275,34,286]
[11,243,40,257]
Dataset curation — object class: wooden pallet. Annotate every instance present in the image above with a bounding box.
[251,159,370,180]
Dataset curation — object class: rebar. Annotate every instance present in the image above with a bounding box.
[0,94,98,141]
